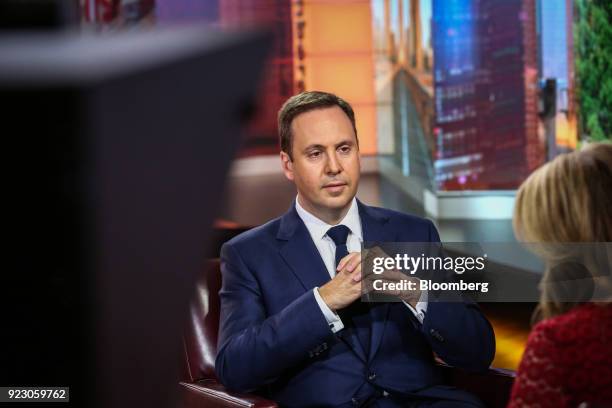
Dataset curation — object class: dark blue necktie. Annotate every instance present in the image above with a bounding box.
[326,225,351,269]
[326,225,370,354]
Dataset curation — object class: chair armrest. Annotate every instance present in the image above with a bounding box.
[437,363,516,408]
[179,379,278,408]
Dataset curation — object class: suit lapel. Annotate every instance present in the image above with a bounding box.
[357,200,392,361]
[277,204,331,291]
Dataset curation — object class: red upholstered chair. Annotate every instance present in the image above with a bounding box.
[179,260,515,408]
[179,259,277,408]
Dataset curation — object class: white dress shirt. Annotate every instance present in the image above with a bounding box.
[295,196,428,333]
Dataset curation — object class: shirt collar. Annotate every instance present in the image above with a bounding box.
[295,196,363,242]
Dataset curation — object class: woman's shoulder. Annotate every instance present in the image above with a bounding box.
[510,305,612,407]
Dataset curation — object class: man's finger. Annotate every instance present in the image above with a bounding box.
[337,252,359,272]
[336,252,356,271]
[350,263,362,282]
[345,255,362,273]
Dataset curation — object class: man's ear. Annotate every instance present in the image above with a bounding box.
[280,151,294,181]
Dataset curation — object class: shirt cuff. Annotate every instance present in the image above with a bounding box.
[313,287,344,333]
[402,289,428,323]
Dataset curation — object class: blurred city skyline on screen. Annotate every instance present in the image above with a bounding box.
[81,0,610,191]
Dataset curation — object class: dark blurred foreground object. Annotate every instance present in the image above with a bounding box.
[181,260,515,408]
[0,0,79,29]
[0,27,269,407]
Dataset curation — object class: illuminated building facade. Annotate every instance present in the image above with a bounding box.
[433,0,543,190]
[536,0,577,153]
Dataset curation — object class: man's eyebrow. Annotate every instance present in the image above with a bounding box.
[303,144,324,153]
[302,139,355,153]
[336,140,356,148]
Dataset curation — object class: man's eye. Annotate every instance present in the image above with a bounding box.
[339,146,351,154]
[308,151,321,158]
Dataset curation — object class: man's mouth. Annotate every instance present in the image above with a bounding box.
[322,182,347,191]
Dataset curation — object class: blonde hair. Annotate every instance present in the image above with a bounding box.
[513,143,612,321]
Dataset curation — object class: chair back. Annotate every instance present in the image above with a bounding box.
[181,259,221,382]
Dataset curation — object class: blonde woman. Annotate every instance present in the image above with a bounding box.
[508,143,612,407]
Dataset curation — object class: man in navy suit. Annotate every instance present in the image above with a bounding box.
[215,91,495,407]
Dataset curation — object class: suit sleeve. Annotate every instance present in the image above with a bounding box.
[215,242,333,393]
[419,220,496,372]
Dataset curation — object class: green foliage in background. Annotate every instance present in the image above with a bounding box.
[575,0,611,141]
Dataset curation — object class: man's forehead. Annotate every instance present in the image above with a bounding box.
[290,106,355,145]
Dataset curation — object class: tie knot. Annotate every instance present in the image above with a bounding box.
[326,225,351,246]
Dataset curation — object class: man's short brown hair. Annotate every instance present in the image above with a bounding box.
[278,91,358,159]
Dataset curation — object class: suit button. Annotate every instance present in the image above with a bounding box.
[351,397,359,406]
[429,328,444,342]
[368,372,376,381]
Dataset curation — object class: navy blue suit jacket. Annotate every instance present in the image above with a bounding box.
[215,201,495,407]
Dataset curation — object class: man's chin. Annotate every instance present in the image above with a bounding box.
[321,193,353,209]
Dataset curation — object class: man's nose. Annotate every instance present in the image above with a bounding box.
[325,152,343,174]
